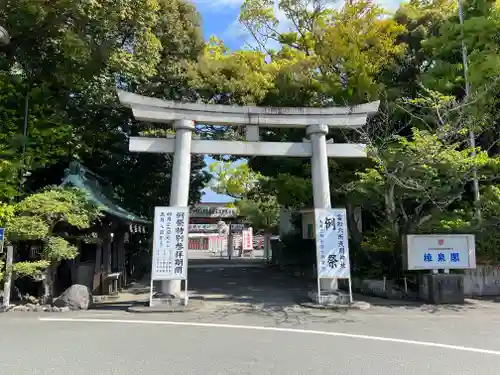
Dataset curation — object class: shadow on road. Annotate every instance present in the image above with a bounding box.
[93,260,496,320]
[357,294,481,313]
[92,266,359,324]
[93,301,134,311]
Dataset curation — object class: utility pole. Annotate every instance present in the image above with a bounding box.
[2,245,14,309]
[458,0,481,220]
[0,26,12,310]
[17,94,29,197]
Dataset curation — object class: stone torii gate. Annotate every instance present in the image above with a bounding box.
[117,90,379,297]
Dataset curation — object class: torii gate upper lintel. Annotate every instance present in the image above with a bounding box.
[117,89,380,295]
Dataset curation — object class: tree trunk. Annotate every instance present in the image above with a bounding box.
[346,205,363,247]
[227,231,233,260]
[384,181,401,277]
[41,262,58,304]
[263,232,272,262]
[346,205,365,273]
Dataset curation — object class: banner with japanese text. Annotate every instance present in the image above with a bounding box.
[152,206,189,280]
[242,227,253,250]
[314,208,350,279]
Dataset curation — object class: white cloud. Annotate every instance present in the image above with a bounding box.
[220,17,247,42]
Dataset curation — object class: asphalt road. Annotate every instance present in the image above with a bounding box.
[2,267,500,375]
[1,308,500,375]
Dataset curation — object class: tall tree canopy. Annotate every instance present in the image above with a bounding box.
[0,0,210,217]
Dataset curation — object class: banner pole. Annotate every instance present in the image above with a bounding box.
[149,279,154,307]
[348,276,353,304]
[317,273,321,303]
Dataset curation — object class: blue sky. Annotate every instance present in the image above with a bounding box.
[195,0,403,203]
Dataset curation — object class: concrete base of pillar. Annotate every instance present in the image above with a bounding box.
[310,278,347,305]
[419,274,465,304]
[320,278,338,291]
[307,290,350,305]
[159,280,181,297]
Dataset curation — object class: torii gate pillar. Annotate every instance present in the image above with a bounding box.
[307,124,331,209]
[162,119,195,296]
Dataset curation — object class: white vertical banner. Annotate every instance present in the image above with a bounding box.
[314,208,351,279]
[152,206,189,281]
[242,227,253,250]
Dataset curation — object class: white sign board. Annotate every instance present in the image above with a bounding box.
[231,223,245,232]
[314,208,350,278]
[152,206,189,280]
[189,224,218,232]
[188,223,244,232]
[405,234,476,270]
[189,205,237,218]
[242,227,253,250]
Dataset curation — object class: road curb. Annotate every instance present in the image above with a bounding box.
[297,298,371,311]
[127,299,204,313]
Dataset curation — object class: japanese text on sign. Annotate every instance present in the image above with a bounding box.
[152,207,189,280]
[423,252,460,263]
[314,208,350,279]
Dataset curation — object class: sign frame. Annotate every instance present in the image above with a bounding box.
[403,234,476,271]
[314,208,353,304]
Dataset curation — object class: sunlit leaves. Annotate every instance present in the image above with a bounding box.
[43,236,78,262]
[187,37,277,105]
[12,260,50,280]
[237,197,280,232]
[208,161,261,199]
[6,215,48,241]
[15,186,102,230]
[6,187,101,263]
[0,202,15,227]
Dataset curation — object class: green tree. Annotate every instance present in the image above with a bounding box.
[6,187,101,302]
[390,0,500,145]
[238,0,406,210]
[208,161,280,247]
[236,197,280,234]
[350,93,500,274]
[0,0,211,216]
[0,202,15,283]
[208,161,261,199]
[239,0,405,105]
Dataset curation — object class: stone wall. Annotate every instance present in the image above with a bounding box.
[351,277,419,300]
[464,265,500,297]
[350,267,500,299]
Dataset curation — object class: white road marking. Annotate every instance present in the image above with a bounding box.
[39,317,500,355]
